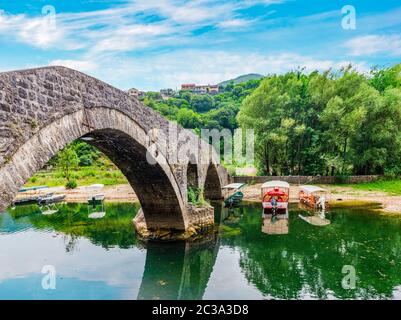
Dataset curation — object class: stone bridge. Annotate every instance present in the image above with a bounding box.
[0,66,229,238]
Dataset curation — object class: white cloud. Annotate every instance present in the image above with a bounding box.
[49,59,99,72]
[0,0,288,52]
[345,34,401,57]
[218,19,252,29]
[53,50,367,91]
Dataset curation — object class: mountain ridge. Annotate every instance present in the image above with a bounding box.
[218,73,264,86]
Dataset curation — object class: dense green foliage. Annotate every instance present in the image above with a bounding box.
[142,78,262,133]
[238,64,401,176]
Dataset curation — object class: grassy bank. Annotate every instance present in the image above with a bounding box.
[344,180,401,196]
[25,165,128,187]
[340,179,401,196]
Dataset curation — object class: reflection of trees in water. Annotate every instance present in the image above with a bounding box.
[138,233,219,300]
[223,204,401,299]
[7,202,140,249]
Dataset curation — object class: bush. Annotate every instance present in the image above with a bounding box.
[383,167,401,180]
[79,155,93,166]
[30,177,37,183]
[187,186,206,205]
[65,180,78,189]
[334,175,350,184]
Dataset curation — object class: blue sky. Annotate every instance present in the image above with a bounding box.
[0,0,400,90]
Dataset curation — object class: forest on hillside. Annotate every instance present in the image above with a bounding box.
[144,63,401,177]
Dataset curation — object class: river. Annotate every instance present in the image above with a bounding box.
[1,202,401,299]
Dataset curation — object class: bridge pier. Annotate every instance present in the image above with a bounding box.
[133,203,215,241]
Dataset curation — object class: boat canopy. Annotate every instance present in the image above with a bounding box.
[299,185,326,194]
[261,180,290,189]
[222,183,245,190]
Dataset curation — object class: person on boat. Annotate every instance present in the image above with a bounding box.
[270,196,279,218]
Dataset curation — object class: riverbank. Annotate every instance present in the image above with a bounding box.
[15,182,401,214]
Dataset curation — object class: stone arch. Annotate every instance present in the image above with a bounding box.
[204,163,224,200]
[0,107,188,230]
[187,163,199,190]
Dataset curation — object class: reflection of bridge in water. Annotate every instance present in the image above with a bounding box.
[138,233,220,300]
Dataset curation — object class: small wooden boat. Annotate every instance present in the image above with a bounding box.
[12,185,49,207]
[88,194,106,219]
[13,196,40,206]
[298,185,328,210]
[222,183,245,209]
[38,193,66,205]
[18,186,49,193]
[261,181,290,215]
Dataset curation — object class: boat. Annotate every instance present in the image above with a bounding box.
[298,185,328,210]
[88,194,106,219]
[38,193,66,205]
[18,185,49,193]
[13,196,40,206]
[261,181,290,216]
[12,185,50,207]
[222,183,245,209]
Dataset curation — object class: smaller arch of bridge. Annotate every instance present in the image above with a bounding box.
[203,163,224,200]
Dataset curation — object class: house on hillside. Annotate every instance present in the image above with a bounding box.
[181,83,219,94]
[181,84,196,91]
[160,88,174,99]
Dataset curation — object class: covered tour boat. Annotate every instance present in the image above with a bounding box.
[261,181,290,216]
[298,185,327,210]
[222,183,245,209]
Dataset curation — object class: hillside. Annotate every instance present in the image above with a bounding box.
[219,73,264,86]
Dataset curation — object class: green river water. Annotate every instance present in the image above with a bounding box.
[1,201,401,299]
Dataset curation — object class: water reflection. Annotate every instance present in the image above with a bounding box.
[298,203,331,227]
[1,202,401,299]
[5,202,140,250]
[138,234,219,300]
[261,213,289,235]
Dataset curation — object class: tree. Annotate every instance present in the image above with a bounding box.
[58,146,79,185]
[176,108,203,129]
[370,64,401,93]
[191,94,215,113]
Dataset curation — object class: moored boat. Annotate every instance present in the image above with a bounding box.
[261,181,290,216]
[88,194,106,219]
[298,185,327,210]
[222,183,245,208]
[13,196,40,206]
[38,193,66,205]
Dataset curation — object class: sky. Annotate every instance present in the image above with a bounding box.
[0,0,400,91]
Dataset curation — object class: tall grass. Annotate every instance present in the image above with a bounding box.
[25,165,128,187]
